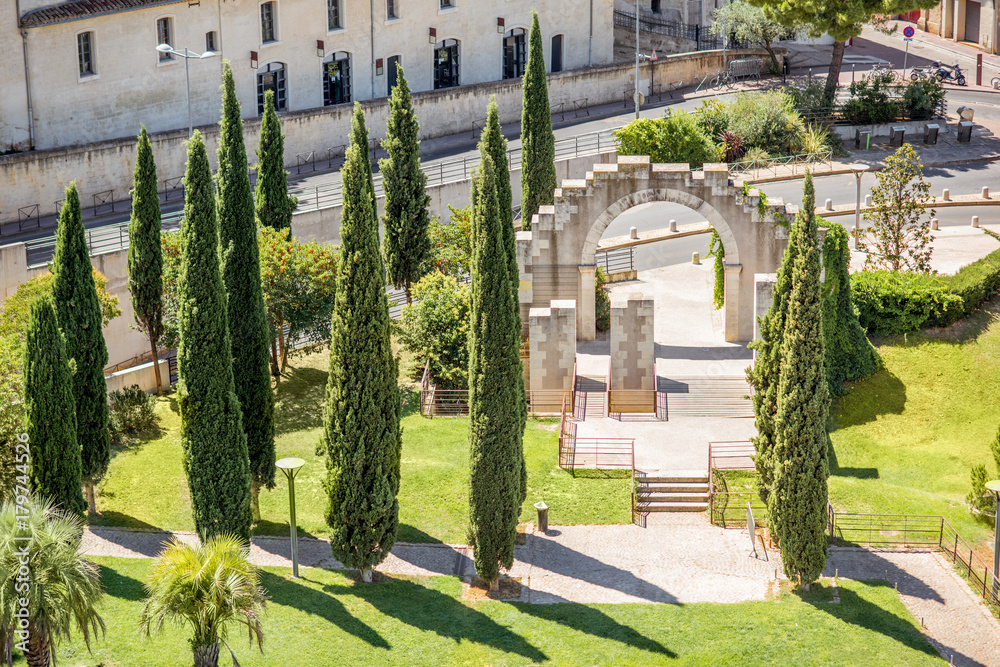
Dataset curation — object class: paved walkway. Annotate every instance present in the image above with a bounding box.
[826,548,1000,667]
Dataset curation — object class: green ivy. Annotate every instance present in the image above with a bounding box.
[706,230,725,310]
[595,266,611,331]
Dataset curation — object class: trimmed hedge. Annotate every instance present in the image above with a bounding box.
[851,245,1000,336]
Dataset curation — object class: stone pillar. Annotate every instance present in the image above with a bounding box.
[753,273,777,344]
[577,264,597,341]
[723,263,745,342]
[609,293,655,414]
[528,300,577,413]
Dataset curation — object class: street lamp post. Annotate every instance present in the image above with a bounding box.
[985,480,1000,595]
[155,44,217,137]
[276,457,305,578]
[849,163,870,251]
[634,0,641,120]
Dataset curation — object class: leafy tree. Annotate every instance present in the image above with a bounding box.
[217,62,276,524]
[176,131,252,543]
[710,0,801,71]
[255,89,295,234]
[613,111,719,168]
[595,266,611,332]
[381,62,431,305]
[520,10,556,230]
[398,272,470,389]
[127,126,165,395]
[966,427,1000,519]
[139,535,265,667]
[427,205,473,277]
[468,154,525,590]
[749,0,938,101]
[821,223,880,395]
[51,184,110,517]
[864,144,935,273]
[23,297,86,517]
[769,171,830,588]
[1,272,120,342]
[323,104,401,582]
[1,497,104,667]
[746,174,810,505]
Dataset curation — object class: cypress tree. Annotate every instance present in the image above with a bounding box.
[468,154,524,590]
[217,62,276,525]
[52,183,110,516]
[519,10,556,231]
[255,89,294,234]
[769,171,830,588]
[127,126,165,395]
[24,296,86,516]
[746,177,809,505]
[323,103,401,583]
[821,222,880,395]
[177,131,252,543]
[381,62,431,305]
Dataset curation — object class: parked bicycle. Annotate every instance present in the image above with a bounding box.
[711,68,736,91]
[991,72,1000,89]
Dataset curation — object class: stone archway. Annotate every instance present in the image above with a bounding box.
[517,155,791,342]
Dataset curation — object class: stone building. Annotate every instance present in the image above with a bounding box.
[913,1,998,54]
[1,0,614,152]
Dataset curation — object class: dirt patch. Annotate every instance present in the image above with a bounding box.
[463,575,523,601]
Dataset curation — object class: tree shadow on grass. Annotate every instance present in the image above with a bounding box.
[274,366,328,435]
[88,511,167,533]
[260,571,391,649]
[507,600,676,657]
[830,368,905,429]
[396,523,447,545]
[325,576,548,663]
[98,563,147,602]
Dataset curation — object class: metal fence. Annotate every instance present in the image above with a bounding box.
[595,246,635,275]
[612,9,737,51]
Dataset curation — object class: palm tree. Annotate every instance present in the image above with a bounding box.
[139,535,267,667]
[0,497,105,667]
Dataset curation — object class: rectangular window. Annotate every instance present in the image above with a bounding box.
[433,40,459,89]
[323,54,352,106]
[386,0,397,19]
[261,2,277,43]
[257,63,287,114]
[440,0,452,8]
[77,32,95,76]
[387,54,401,95]
[551,34,563,73]
[157,18,173,60]
[651,0,661,13]
[327,0,341,30]
[206,31,217,52]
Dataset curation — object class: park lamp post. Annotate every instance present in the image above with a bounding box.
[155,44,217,137]
[849,163,870,251]
[985,480,1000,595]
[276,457,305,578]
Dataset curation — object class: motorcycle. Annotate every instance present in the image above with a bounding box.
[909,65,935,81]
[931,61,967,86]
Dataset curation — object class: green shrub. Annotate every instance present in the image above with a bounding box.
[723,90,805,156]
[595,267,611,332]
[613,110,719,168]
[784,81,834,115]
[795,125,831,155]
[902,78,945,120]
[850,271,961,336]
[694,99,729,139]
[926,246,1000,326]
[841,71,899,125]
[109,384,156,436]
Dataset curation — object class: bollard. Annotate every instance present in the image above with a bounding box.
[942,188,950,201]
[864,194,871,208]
[629,226,639,240]
[534,501,549,533]
[692,251,700,265]
[984,186,991,199]
[669,218,677,232]
[931,217,939,230]
[973,216,980,228]
[825,198,834,211]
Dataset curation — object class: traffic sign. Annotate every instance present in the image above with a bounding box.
[903,26,915,37]
[903,37,913,41]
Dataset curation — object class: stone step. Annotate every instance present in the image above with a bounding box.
[636,501,709,513]
[638,482,709,493]
[638,492,709,502]
[639,475,709,484]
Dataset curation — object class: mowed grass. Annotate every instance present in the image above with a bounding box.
[31,557,942,667]
[95,349,630,544]
[828,304,1000,547]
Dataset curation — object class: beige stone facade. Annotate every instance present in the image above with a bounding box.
[2,0,614,152]
[917,2,999,54]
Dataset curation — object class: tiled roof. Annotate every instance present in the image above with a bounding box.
[20,0,186,28]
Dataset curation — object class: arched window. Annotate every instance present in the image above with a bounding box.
[503,28,526,79]
[433,39,459,90]
[551,34,564,73]
[323,52,352,106]
[257,62,287,114]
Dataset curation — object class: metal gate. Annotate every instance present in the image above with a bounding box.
[964,0,981,42]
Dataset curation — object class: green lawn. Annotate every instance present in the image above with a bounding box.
[829,305,1000,548]
[32,557,942,667]
[95,350,630,544]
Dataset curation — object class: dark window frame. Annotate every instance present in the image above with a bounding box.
[386,0,397,19]
[261,2,277,43]
[327,0,341,30]
[257,62,287,114]
[433,39,459,90]
[387,54,401,95]
[77,31,95,76]
[156,17,173,61]
[502,28,526,80]
[205,30,217,52]
[551,34,564,73]
[323,52,352,106]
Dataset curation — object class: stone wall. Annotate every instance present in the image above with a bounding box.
[528,300,577,409]
[609,293,655,391]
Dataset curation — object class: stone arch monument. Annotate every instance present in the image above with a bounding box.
[517,155,793,343]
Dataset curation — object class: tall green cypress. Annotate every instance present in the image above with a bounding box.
[479,99,527,506]
[127,126,165,396]
[24,296,86,516]
[381,62,431,305]
[769,171,830,588]
[323,103,401,582]
[217,62,276,525]
[468,154,524,590]
[822,222,880,394]
[519,10,556,231]
[52,183,110,516]
[746,177,810,505]
[177,131,252,543]
[255,89,294,234]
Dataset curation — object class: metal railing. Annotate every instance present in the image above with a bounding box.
[612,9,736,51]
[595,246,635,275]
[707,440,759,526]
[728,150,834,177]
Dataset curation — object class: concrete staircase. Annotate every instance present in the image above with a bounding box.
[635,471,709,512]
[660,376,754,418]
[575,375,608,419]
